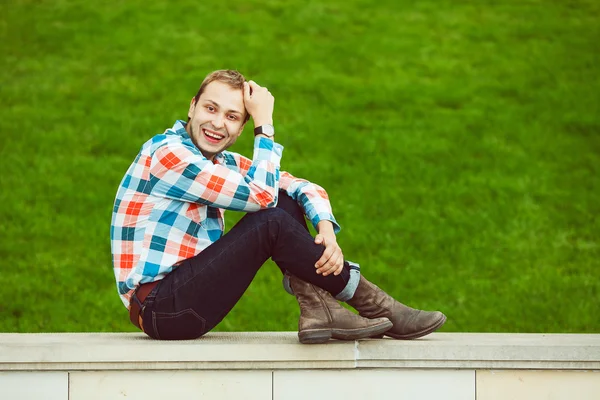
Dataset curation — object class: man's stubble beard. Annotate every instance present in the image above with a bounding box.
[190,121,237,157]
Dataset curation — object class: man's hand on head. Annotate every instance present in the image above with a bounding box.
[243,80,274,128]
[314,221,344,277]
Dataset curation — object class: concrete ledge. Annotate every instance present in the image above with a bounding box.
[2,333,600,400]
[1,332,599,371]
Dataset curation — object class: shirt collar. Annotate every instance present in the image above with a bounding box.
[170,120,190,138]
[169,120,225,165]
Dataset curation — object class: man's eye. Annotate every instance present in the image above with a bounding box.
[228,115,238,120]
[207,106,215,112]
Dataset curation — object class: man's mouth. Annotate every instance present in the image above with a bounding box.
[202,128,225,144]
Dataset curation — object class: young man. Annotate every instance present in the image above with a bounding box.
[111,70,446,343]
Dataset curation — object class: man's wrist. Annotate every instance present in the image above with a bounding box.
[253,118,273,127]
[255,133,274,141]
[317,220,335,234]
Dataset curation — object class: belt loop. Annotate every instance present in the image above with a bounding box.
[132,290,144,309]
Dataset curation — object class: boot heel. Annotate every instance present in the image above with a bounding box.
[299,329,332,344]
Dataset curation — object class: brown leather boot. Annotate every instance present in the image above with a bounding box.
[346,276,446,339]
[289,275,393,344]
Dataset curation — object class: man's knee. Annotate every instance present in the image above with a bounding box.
[253,207,304,232]
[257,206,289,219]
[277,190,297,208]
[276,190,305,221]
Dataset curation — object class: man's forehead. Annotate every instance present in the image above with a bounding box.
[200,81,245,113]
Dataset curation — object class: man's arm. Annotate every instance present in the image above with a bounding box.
[280,170,345,277]
[280,171,341,232]
[222,155,340,230]
[149,137,283,211]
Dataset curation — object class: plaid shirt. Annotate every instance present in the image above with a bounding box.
[111,120,339,308]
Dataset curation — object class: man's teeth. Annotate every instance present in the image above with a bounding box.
[204,130,224,140]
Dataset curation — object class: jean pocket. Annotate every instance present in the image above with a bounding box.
[151,308,206,340]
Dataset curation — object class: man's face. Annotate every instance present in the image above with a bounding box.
[186,81,247,160]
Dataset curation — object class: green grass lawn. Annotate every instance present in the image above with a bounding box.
[1,0,598,334]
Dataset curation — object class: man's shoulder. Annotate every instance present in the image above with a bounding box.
[142,129,198,157]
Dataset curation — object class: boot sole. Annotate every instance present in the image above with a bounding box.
[298,329,332,344]
[332,319,393,341]
[385,313,447,340]
[299,320,393,344]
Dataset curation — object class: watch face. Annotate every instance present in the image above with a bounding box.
[257,124,275,136]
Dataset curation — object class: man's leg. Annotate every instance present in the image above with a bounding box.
[271,192,392,343]
[273,190,309,232]
[140,198,359,340]
[277,191,446,340]
[267,190,309,280]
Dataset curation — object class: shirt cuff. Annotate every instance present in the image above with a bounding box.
[310,214,341,234]
[253,136,284,166]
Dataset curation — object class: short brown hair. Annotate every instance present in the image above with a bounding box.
[190,69,250,123]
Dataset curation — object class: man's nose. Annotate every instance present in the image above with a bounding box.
[212,114,225,129]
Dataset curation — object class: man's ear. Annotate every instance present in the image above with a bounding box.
[187,97,196,119]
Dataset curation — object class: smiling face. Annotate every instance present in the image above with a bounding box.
[186,81,247,160]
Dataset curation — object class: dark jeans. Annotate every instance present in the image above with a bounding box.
[140,191,356,340]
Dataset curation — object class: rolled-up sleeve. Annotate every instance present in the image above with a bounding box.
[280,171,341,233]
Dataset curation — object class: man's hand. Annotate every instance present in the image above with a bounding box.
[314,221,344,276]
[243,80,274,127]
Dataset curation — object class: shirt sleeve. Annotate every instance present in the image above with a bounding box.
[149,136,284,211]
[280,171,341,233]
[220,145,340,232]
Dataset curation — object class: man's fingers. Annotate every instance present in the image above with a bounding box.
[243,81,251,99]
[245,80,263,99]
[314,236,330,267]
[321,252,342,276]
[247,80,263,93]
[332,252,344,276]
[333,262,344,276]
[315,246,334,269]
[315,245,335,268]
[316,246,341,273]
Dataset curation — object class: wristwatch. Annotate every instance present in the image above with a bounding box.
[254,124,275,137]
